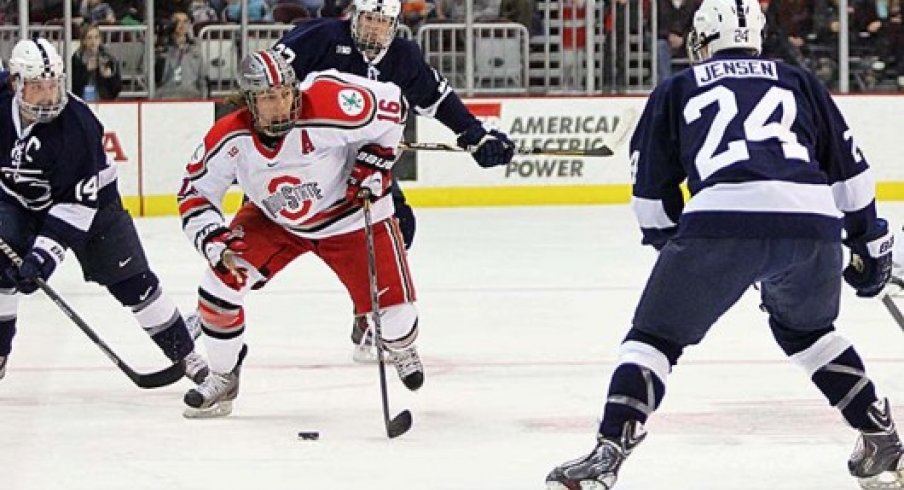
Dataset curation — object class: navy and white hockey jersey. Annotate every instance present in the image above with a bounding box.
[275,18,479,133]
[0,92,120,249]
[629,51,877,249]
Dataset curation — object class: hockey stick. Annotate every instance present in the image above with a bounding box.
[0,238,185,389]
[400,107,640,159]
[360,192,413,438]
[400,141,615,158]
[881,276,904,333]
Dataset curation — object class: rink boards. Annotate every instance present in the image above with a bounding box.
[86,95,904,217]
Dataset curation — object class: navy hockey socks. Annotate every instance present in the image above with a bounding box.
[812,347,881,431]
[599,362,666,438]
[0,317,15,356]
[599,330,681,439]
[778,327,881,432]
[109,272,194,361]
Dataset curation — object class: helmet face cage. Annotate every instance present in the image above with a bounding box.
[10,38,67,123]
[351,0,401,58]
[238,49,300,137]
[687,0,765,63]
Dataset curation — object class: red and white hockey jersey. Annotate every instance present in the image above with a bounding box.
[178,69,406,250]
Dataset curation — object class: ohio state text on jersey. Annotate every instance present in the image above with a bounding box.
[178,69,406,249]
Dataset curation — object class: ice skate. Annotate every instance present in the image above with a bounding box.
[183,345,247,419]
[0,354,6,380]
[546,421,646,490]
[849,399,904,489]
[389,344,423,391]
[351,315,395,364]
[183,350,209,384]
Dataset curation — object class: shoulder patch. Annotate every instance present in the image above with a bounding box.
[300,75,376,128]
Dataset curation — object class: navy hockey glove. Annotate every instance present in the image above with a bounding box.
[456,124,515,168]
[200,226,249,289]
[4,237,65,295]
[843,218,894,298]
[347,143,395,202]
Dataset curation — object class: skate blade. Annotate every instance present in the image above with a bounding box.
[857,471,904,490]
[546,481,608,490]
[182,400,234,419]
[352,346,396,364]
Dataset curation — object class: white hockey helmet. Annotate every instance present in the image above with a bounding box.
[8,37,68,123]
[687,0,766,62]
[351,0,401,58]
[237,49,300,137]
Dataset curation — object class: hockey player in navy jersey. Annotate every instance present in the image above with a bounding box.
[546,0,903,488]
[275,0,515,361]
[0,38,208,385]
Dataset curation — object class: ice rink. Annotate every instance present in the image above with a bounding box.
[3,203,903,490]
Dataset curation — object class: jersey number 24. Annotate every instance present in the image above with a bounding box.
[684,86,809,180]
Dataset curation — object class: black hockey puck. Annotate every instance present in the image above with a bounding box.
[297,431,320,440]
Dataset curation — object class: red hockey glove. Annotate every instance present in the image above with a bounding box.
[346,143,396,202]
[200,226,249,289]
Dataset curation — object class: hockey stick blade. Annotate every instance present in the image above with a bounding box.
[387,409,413,438]
[0,238,185,389]
[36,278,186,389]
[517,146,613,157]
[124,358,187,389]
[361,195,414,438]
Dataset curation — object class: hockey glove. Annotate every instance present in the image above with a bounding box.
[4,236,65,295]
[456,124,515,168]
[346,143,395,202]
[843,218,894,298]
[200,226,249,289]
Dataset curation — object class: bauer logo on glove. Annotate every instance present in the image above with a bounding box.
[346,143,395,202]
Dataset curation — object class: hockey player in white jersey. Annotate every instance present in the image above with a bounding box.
[177,49,422,418]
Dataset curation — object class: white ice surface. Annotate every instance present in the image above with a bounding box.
[2,204,903,490]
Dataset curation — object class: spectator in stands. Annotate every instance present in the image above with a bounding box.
[500,0,535,31]
[434,0,462,19]
[811,0,884,88]
[107,0,144,24]
[762,0,811,67]
[655,0,697,81]
[886,0,904,88]
[222,0,272,22]
[562,0,587,89]
[604,0,651,91]
[80,0,116,24]
[401,0,432,31]
[271,0,324,19]
[190,0,219,23]
[320,0,352,17]
[435,0,500,20]
[155,11,206,99]
[71,24,122,101]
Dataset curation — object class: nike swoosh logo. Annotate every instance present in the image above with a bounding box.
[266,160,278,167]
[138,286,153,302]
[377,287,389,297]
[118,257,133,268]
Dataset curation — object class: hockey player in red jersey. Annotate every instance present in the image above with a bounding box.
[177,49,423,418]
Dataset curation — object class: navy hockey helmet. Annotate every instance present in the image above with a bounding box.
[9,37,68,123]
[687,0,766,62]
[351,0,401,59]
[237,49,300,138]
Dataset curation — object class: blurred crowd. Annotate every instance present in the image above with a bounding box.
[0,0,898,100]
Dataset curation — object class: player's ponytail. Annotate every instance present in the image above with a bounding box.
[223,90,247,108]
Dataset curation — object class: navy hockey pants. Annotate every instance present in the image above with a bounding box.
[632,237,843,347]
